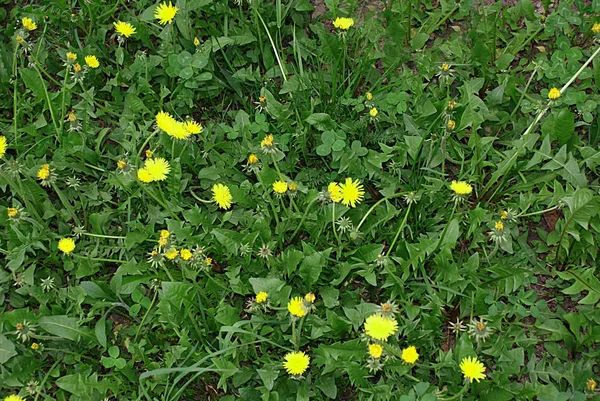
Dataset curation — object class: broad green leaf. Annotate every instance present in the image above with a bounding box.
[0,334,17,364]
[553,109,574,146]
[39,316,82,341]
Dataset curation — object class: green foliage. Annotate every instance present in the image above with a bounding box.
[1,0,600,400]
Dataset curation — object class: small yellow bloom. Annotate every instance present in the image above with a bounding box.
[73,63,82,72]
[495,221,504,231]
[256,291,268,303]
[194,37,200,46]
[156,111,189,140]
[114,21,136,38]
[37,164,50,180]
[261,134,274,148]
[22,17,37,31]
[117,160,127,170]
[333,17,354,30]
[501,210,509,220]
[160,229,170,239]
[447,119,456,130]
[155,2,179,25]
[144,157,171,181]
[183,120,202,134]
[460,356,486,383]
[7,208,18,218]
[548,87,561,100]
[368,343,383,359]
[137,168,153,183]
[0,135,7,158]
[180,249,193,261]
[58,237,76,254]
[4,394,26,401]
[204,257,212,266]
[369,108,378,118]
[441,63,450,72]
[31,342,39,350]
[401,346,419,364]
[450,180,473,195]
[212,183,233,210]
[289,182,297,191]
[84,55,99,68]
[288,297,306,317]
[16,35,25,45]
[273,180,288,194]
[592,23,600,34]
[339,177,365,208]
[164,248,179,260]
[364,314,398,341]
[259,95,266,103]
[283,351,310,375]
[67,111,77,122]
[587,378,597,391]
[66,52,77,62]
[328,182,343,203]
[145,149,154,158]
[366,92,373,101]
[158,237,168,247]
[304,293,316,304]
[248,154,259,165]
[448,100,457,110]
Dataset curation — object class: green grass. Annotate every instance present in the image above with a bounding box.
[1,0,600,400]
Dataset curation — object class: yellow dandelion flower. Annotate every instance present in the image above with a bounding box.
[447,119,456,130]
[194,37,200,46]
[450,180,473,195]
[587,378,597,391]
[73,63,82,72]
[4,395,26,401]
[289,182,297,191]
[261,134,274,148]
[137,168,153,183]
[164,248,179,260]
[333,17,354,30]
[368,344,383,359]
[273,180,288,194]
[441,63,450,72]
[204,257,212,266]
[548,87,561,100]
[0,135,7,158]
[22,17,37,31]
[144,158,170,181]
[328,182,343,203]
[212,183,233,210]
[283,351,310,376]
[304,292,316,304]
[84,55,99,68]
[7,208,18,218]
[183,120,203,134]
[448,100,457,110]
[288,297,306,317]
[160,229,170,239]
[364,314,398,341]
[366,92,373,101]
[460,356,486,383]
[145,149,154,158]
[180,249,193,261]
[155,2,179,25]
[37,164,50,180]
[339,177,365,207]
[117,160,128,170]
[256,291,268,303]
[401,346,419,364]
[592,23,600,33]
[16,35,26,45]
[113,21,136,38]
[155,111,189,139]
[31,342,39,350]
[58,238,76,254]
[158,237,169,247]
[501,210,508,220]
[495,221,504,231]
[248,154,259,165]
[369,108,378,118]
[66,52,77,62]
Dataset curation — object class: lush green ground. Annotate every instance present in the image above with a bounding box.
[1,0,600,400]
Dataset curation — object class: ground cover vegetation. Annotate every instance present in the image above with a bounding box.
[1,0,600,399]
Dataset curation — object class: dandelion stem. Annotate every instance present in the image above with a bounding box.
[356,192,406,232]
[288,197,318,243]
[388,202,412,255]
[71,254,128,264]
